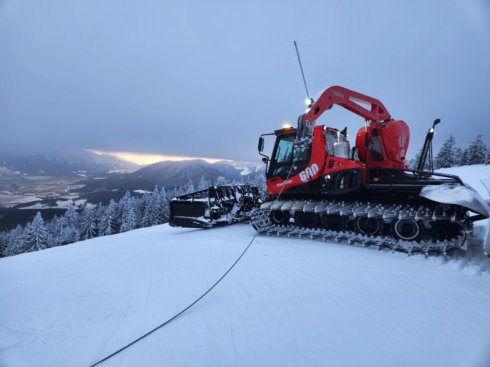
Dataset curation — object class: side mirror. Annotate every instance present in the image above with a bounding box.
[262,157,268,164]
[258,136,264,153]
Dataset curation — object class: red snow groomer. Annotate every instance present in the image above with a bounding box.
[251,86,489,255]
[170,85,489,255]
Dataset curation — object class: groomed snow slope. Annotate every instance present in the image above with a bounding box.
[2,224,490,367]
[1,164,490,367]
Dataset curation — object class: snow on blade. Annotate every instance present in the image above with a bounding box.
[419,183,490,217]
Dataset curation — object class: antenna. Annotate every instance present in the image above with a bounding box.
[293,41,311,101]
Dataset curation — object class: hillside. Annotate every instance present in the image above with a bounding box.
[1,223,490,367]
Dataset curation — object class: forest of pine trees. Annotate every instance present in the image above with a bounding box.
[0,187,170,257]
[0,174,266,258]
[410,134,489,169]
[433,134,489,169]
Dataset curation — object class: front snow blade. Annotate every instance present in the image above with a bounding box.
[419,183,490,218]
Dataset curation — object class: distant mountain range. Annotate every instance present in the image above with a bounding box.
[0,149,138,178]
[0,149,264,211]
[78,159,263,194]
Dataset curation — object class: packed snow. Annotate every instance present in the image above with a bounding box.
[1,165,490,367]
[2,228,490,366]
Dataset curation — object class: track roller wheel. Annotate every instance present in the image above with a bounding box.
[354,217,383,236]
[393,219,423,241]
[294,212,319,228]
[270,210,290,225]
[321,214,346,231]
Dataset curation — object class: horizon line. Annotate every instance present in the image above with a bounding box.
[87,149,233,165]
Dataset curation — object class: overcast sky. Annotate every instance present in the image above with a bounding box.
[1,0,489,162]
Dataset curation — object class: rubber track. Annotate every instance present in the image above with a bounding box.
[250,201,469,256]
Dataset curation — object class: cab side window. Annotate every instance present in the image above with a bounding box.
[371,135,384,161]
[326,133,336,156]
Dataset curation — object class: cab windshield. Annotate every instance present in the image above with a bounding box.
[268,134,311,179]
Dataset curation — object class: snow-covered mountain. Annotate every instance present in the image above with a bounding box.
[0,149,262,182]
[78,159,264,194]
[0,149,138,178]
[133,160,245,185]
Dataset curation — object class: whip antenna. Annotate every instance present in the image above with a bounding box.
[294,40,311,100]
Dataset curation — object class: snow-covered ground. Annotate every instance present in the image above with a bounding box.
[1,227,490,367]
[1,165,490,367]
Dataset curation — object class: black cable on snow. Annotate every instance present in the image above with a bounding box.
[90,156,299,367]
[89,232,258,367]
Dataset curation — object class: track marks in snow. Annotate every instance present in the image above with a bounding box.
[144,267,154,304]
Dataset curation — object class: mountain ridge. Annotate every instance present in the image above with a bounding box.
[0,148,138,177]
[78,159,264,194]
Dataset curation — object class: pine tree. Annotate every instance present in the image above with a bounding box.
[141,191,153,227]
[171,186,184,199]
[197,176,209,191]
[25,212,49,252]
[0,230,15,257]
[120,195,137,232]
[80,206,98,240]
[46,215,62,247]
[183,179,195,194]
[454,147,463,166]
[435,134,458,168]
[142,186,161,226]
[135,196,145,229]
[57,203,81,245]
[99,199,118,236]
[466,134,488,165]
[94,203,104,232]
[159,187,170,223]
[116,191,131,229]
[460,148,470,166]
[3,225,27,256]
[49,216,65,247]
[0,231,6,257]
